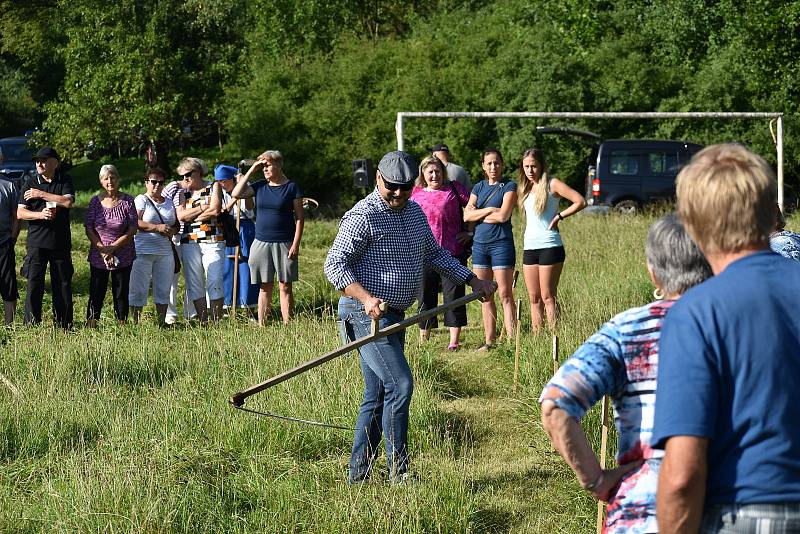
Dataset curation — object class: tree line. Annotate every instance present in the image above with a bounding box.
[1,0,798,204]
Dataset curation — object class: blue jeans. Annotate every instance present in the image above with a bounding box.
[338,297,411,483]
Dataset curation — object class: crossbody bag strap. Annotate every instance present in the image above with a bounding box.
[476,181,503,210]
[143,195,175,242]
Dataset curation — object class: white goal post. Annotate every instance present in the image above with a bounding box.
[395,111,785,208]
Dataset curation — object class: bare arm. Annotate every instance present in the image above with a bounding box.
[541,401,642,501]
[177,186,221,222]
[231,164,261,199]
[548,178,587,230]
[463,193,498,222]
[288,198,305,260]
[657,436,708,534]
[195,182,222,220]
[23,188,73,208]
[17,205,49,221]
[483,190,518,224]
[136,209,173,236]
[343,282,383,319]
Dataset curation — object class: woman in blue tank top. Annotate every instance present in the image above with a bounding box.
[464,147,518,350]
[518,148,585,331]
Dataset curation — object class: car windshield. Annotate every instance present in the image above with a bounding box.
[0,141,33,162]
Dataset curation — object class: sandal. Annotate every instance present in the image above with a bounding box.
[447,343,460,351]
[476,343,495,352]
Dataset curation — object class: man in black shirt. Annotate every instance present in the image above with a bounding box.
[17,147,75,328]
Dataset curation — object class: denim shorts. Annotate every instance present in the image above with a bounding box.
[471,238,516,270]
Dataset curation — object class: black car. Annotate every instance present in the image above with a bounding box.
[538,127,702,213]
[0,136,36,190]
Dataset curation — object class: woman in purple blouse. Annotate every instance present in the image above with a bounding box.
[84,164,137,327]
[411,156,472,350]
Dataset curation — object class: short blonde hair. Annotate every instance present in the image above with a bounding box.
[176,157,208,176]
[676,143,775,255]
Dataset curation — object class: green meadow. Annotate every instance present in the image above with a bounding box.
[1,171,795,533]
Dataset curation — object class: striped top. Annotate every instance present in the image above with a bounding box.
[84,194,138,270]
[540,299,676,534]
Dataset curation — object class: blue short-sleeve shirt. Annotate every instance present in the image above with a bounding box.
[252,180,302,243]
[471,178,517,243]
[652,251,800,504]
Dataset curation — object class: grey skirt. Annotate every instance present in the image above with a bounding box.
[248,239,299,284]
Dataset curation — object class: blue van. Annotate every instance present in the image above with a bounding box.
[538,127,702,213]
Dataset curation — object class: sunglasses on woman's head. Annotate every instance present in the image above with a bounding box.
[382,179,414,192]
[148,179,165,185]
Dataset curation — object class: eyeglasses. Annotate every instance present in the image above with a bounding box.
[382,178,414,192]
[148,179,165,186]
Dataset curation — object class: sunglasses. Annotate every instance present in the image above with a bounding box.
[35,159,48,165]
[181,171,195,180]
[382,178,414,192]
[148,179,165,186]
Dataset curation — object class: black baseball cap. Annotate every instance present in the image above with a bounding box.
[33,147,60,161]
[432,143,449,153]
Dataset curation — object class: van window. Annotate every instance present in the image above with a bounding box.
[609,151,639,175]
[648,151,680,175]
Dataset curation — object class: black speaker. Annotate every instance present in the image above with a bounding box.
[352,159,374,188]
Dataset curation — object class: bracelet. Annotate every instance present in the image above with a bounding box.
[557,212,564,221]
[584,472,604,492]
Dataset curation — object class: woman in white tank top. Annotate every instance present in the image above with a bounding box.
[517,148,586,331]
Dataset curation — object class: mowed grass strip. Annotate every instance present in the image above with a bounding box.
[2,206,795,532]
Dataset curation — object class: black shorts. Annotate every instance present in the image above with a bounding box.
[0,239,18,301]
[523,246,566,266]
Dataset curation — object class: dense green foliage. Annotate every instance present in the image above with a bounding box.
[1,0,799,203]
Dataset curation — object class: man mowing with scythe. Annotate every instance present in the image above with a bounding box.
[324,150,496,484]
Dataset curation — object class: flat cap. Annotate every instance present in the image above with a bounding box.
[377,150,418,184]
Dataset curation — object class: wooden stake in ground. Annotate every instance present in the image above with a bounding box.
[513,298,522,391]
[596,395,610,534]
[552,335,559,375]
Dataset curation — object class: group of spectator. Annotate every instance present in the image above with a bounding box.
[0,147,304,329]
[409,143,586,351]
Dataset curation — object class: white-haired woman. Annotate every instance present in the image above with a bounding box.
[84,164,137,327]
[232,150,304,325]
[175,157,225,323]
[518,147,586,331]
[540,213,712,533]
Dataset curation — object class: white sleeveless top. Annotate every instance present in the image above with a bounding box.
[523,189,563,250]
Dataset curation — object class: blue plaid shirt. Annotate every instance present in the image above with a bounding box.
[324,191,474,311]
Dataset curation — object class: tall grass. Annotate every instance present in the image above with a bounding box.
[2,204,795,532]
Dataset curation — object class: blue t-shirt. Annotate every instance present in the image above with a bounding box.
[471,178,517,243]
[252,179,302,243]
[652,250,800,505]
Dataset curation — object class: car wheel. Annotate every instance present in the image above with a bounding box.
[614,199,639,215]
